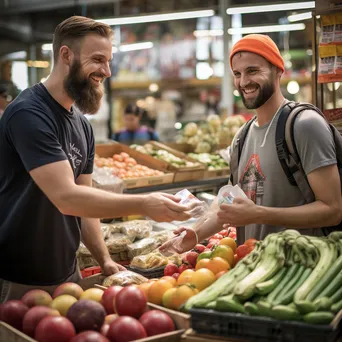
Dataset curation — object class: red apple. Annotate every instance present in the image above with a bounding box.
[101,323,110,337]
[139,310,175,336]
[107,316,147,342]
[101,286,122,314]
[53,282,84,299]
[23,306,60,337]
[1,300,29,330]
[21,290,53,308]
[70,331,110,342]
[35,315,76,342]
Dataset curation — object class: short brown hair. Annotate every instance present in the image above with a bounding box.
[52,16,113,63]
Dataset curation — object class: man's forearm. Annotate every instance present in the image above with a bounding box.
[256,200,341,228]
[60,185,146,218]
[81,217,111,266]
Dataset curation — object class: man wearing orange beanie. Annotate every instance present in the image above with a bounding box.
[160,34,341,254]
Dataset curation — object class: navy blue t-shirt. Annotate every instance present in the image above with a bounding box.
[0,83,94,285]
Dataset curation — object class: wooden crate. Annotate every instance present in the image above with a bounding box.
[146,141,205,182]
[95,143,174,188]
[0,322,184,342]
[181,329,248,342]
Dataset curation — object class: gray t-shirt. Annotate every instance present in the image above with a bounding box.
[235,105,337,244]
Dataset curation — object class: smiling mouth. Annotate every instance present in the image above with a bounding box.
[90,76,103,86]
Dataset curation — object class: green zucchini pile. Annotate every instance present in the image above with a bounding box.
[184,230,342,325]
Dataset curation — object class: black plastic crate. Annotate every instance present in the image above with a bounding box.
[126,265,165,279]
[190,308,341,342]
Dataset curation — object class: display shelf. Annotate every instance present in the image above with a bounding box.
[123,177,228,195]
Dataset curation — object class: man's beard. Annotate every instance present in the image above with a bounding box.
[239,81,275,110]
[64,60,105,114]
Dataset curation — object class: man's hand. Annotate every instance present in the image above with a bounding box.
[143,193,192,222]
[159,227,198,255]
[217,197,258,226]
[101,259,126,276]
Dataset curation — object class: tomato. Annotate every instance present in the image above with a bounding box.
[139,310,175,336]
[191,269,216,291]
[164,264,179,277]
[185,251,199,268]
[236,244,249,259]
[211,245,234,267]
[207,239,220,249]
[148,280,173,306]
[162,288,177,309]
[219,237,237,253]
[213,234,223,240]
[171,285,199,310]
[195,259,210,271]
[196,257,230,275]
[219,229,228,237]
[245,238,257,247]
[137,283,153,298]
[233,254,240,267]
[193,244,206,253]
[197,251,212,263]
[115,286,147,318]
[107,316,147,342]
[178,263,192,274]
[177,269,195,286]
[216,271,227,279]
[160,276,177,287]
[172,273,180,281]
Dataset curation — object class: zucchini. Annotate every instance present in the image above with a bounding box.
[303,312,334,325]
[267,264,299,304]
[295,300,316,315]
[205,301,217,310]
[315,269,342,300]
[244,302,260,316]
[274,265,305,305]
[277,268,312,305]
[256,267,287,295]
[330,286,342,303]
[271,305,302,321]
[256,300,273,317]
[216,295,246,314]
[294,238,337,304]
[234,235,285,300]
[306,254,342,301]
[331,298,342,313]
[313,297,333,311]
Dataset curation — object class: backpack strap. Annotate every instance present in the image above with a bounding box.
[229,117,256,185]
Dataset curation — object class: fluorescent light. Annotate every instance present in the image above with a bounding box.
[42,43,52,51]
[228,23,306,35]
[193,29,223,37]
[288,11,312,22]
[118,42,153,52]
[227,1,314,15]
[97,9,215,26]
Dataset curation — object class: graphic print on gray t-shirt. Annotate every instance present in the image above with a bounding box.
[236,106,336,245]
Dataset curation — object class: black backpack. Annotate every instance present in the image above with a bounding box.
[229,101,342,234]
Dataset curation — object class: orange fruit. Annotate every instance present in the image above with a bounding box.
[162,288,177,309]
[160,276,177,287]
[137,282,153,298]
[198,257,230,275]
[211,245,234,267]
[172,284,199,310]
[216,271,227,279]
[219,237,237,252]
[148,280,173,305]
[191,269,216,291]
[195,259,210,271]
[177,269,195,286]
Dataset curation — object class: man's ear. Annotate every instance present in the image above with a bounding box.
[59,45,73,66]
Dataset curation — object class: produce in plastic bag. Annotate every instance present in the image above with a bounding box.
[149,231,173,245]
[78,255,99,270]
[77,242,91,256]
[127,238,159,260]
[106,233,132,254]
[102,271,148,287]
[121,220,153,240]
[130,251,169,269]
[92,165,125,193]
[101,224,114,240]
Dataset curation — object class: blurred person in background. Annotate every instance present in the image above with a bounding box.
[0,84,10,119]
[0,61,21,100]
[0,16,191,301]
[112,103,158,145]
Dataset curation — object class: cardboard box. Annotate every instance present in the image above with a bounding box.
[95,143,174,188]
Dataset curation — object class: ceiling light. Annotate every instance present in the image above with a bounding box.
[149,83,159,92]
[287,81,300,94]
[228,23,305,35]
[288,11,312,22]
[97,9,215,26]
[227,1,314,15]
[193,29,223,37]
[174,122,182,129]
[118,42,153,52]
[42,44,52,51]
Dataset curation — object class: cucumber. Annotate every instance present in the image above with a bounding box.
[244,302,260,316]
[267,264,299,304]
[331,298,342,313]
[256,301,273,318]
[274,265,305,305]
[307,255,342,301]
[330,286,342,303]
[277,268,312,305]
[313,297,333,311]
[315,269,342,300]
[303,312,334,325]
[272,305,302,321]
[256,267,287,295]
[205,301,217,310]
[295,300,316,315]
[216,295,246,314]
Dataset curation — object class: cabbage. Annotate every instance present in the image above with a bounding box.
[195,141,211,153]
[184,122,198,137]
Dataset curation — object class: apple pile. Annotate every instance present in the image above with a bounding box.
[0,282,175,342]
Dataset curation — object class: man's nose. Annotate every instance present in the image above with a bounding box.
[239,73,250,88]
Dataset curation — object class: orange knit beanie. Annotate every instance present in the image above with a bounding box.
[229,34,285,72]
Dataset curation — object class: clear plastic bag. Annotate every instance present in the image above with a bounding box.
[127,238,159,260]
[92,165,125,193]
[217,184,248,205]
[106,233,132,254]
[130,251,169,269]
[102,270,148,287]
[175,189,209,218]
